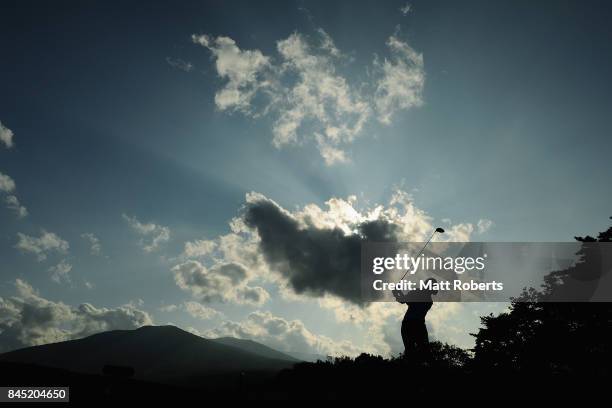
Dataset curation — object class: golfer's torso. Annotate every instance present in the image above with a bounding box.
[403,302,433,321]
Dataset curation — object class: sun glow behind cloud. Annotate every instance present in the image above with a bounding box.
[171,189,495,355]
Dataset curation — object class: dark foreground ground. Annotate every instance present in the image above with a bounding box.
[1,357,608,404]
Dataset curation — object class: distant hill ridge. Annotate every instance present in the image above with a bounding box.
[0,325,298,386]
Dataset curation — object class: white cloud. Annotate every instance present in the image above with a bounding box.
[0,121,14,148]
[0,172,28,218]
[316,28,342,57]
[182,238,216,258]
[48,260,72,284]
[316,133,350,165]
[172,260,269,306]
[0,279,153,352]
[122,214,170,252]
[0,279,72,351]
[477,219,494,234]
[192,34,272,113]
[400,3,412,16]
[72,302,152,340]
[0,172,15,192]
[165,57,194,72]
[182,301,221,320]
[157,301,224,318]
[159,304,178,312]
[81,233,102,256]
[374,34,425,125]
[15,230,69,261]
[206,310,360,357]
[5,195,28,218]
[272,32,370,153]
[195,29,424,164]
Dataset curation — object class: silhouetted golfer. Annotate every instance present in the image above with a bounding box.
[393,278,438,362]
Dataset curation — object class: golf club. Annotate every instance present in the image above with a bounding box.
[398,227,445,282]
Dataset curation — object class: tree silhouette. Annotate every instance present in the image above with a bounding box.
[472,218,612,376]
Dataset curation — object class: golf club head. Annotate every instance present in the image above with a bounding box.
[435,227,445,233]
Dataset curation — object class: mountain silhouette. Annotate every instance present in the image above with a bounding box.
[211,336,299,362]
[0,325,296,387]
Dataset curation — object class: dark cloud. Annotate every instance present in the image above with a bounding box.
[243,196,398,304]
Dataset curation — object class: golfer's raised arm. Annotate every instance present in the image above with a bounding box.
[392,289,408,304]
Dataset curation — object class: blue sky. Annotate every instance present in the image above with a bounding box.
[1,0,611,355]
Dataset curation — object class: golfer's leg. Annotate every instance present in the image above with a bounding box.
[422,321,429,344]
[401,320,410,358]
[420,321,431,360]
